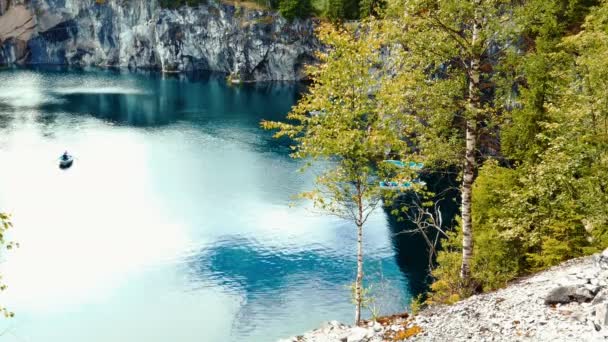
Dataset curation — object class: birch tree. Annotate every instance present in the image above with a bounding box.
[382,0,522,284]
[262,22,408,325]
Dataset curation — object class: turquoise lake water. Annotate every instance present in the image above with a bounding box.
[0,67,429,342]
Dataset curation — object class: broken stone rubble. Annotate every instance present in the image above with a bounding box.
[279,248,608,341]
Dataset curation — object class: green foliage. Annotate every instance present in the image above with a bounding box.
[378,0,607,304]
[0,212,15,318]
[349,282,378,318]
[262,22,408,175]
[379,0,531,287]
[159,0,207,9]
[499,52,554,162]
[358,0,374,18]
[429,135,606,299]
[303,0,383,19]
[158,0,372,20]
[262,22,412,325]
[261,21,407,221]
[472,0,607,282]
[279,0,313,20]
[326,0,346,20]
[469,161,522,286]
[426,228,467,305]
[313,0,379,20]
[265,0,607,310]
[409,293,426,315]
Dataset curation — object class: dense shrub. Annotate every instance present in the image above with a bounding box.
[159,0,207,9]
[278,0,313,20]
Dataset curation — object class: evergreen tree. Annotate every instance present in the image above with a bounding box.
[359,0,383,18]
[271,0,607,307]
[342,0,361,18]
[327,0,346,21]
[384,0,606,296]
[279,0,313,20]
[467,0,606,285]
[359,0,374,17]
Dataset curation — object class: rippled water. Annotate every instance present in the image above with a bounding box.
[0,67,429,342]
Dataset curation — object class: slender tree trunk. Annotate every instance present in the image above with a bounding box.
[354,183,364,326]
[461,120,476,281]
[355,220,363,325]
[461,9,481,283]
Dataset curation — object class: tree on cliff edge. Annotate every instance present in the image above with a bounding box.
[279,0,313,20]
[262,22,408,325]
[381,0,524,285]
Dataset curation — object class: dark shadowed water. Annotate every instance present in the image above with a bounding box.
[0,67,429,342]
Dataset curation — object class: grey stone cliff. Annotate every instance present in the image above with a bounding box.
[0,0,318,81]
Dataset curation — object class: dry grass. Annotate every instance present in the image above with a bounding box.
[393,325,423,341]
[373,312,410,325]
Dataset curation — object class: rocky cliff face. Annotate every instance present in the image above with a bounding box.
[0,0,318,81]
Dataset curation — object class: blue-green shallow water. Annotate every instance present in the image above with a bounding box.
[0,67,429,342]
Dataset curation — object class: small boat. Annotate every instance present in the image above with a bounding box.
[59,154,74,169]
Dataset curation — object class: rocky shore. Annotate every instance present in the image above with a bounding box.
[0,0,318,81]
[281,249,608,341]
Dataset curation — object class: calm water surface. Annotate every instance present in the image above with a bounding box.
[0,68,428,342]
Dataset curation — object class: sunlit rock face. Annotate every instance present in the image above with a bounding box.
[0,0,318,81]
[0,4,35,64]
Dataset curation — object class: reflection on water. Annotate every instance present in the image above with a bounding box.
[186,236,414,340]
[0,67,429,342]
[188,236,409,297]
[190,237,354,292]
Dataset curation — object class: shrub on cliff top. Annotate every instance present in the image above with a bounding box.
[279,0,313,20]
[159,0,208,9]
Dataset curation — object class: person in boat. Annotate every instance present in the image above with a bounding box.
[61,151,70,161]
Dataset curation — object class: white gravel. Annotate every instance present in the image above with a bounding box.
[280,249,608,342]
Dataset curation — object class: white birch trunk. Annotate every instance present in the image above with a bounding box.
[461,5,481,282]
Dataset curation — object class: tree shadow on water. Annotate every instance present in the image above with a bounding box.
[385,170,461,297]
[185,235,412,335]
[186,236,355,295]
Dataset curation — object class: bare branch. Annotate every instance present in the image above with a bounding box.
[394,195,451,269]
[428,14,471,58]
